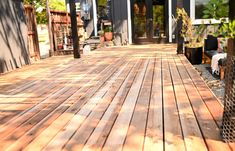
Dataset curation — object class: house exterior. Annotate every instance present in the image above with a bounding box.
[66,0,228,45]
[0,0,29,73]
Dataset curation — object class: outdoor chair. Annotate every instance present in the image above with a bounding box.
[204,35,227,80]
[204,35,219,59]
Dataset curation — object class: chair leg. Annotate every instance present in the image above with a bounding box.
[220,66,225,80]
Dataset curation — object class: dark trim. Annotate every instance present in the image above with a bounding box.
[183,0,190,16]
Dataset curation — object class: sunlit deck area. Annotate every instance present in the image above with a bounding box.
[0,45,234,151]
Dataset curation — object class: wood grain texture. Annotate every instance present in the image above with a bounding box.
[0,46,231,151]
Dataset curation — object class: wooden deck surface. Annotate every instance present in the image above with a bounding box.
[0,45,234,151]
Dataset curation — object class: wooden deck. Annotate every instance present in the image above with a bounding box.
[0,45,234,151]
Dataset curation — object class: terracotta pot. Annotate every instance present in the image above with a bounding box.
[104,32,113,41]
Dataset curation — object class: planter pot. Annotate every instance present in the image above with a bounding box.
[104,32,113,41]
[184,46,202,64]
[221,38,235,142]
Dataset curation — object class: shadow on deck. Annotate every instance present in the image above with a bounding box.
[0,44,234,151]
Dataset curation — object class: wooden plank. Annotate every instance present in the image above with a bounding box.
[60,59,136,151]
[144,56,163,151]
[168,55,207,151]
[3,57,125,151]
[0,56,74,93]
[1,58,123,150]
[82,59,142,151]
[229,143,235,151]
[122,58,154,151]
[20,58,129,150]
[162,55,185,151]
[0,46,231,151]
[176,55,231,151]
[179,55,223,126]
[0,57,107,129]
[102,58,149,151]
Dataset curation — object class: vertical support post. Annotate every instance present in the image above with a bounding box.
[168,0,172,43]
[127,0,132,44]
[92,0,98,36]
[176,0,184,54]
[46,0,54,56]
[69,0,80,58]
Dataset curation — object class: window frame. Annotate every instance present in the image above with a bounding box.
[190,0,229,25]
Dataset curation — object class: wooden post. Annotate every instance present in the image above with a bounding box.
[69,0,80,58]
[46,0,54,56]
[176,0,184,54]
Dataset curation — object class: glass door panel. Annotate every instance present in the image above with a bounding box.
[153,5,165,38]
[152,1,165,39]
[133,0,147,39]
[132,0,166,43]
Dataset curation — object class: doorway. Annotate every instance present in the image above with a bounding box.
[132,0,166,44]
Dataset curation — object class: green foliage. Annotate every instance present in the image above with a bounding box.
[202,0,229,37]
[98,30,104,36]
[176,8,205,47]
[49,0,66,11]
[203,0,229,20]
[24,0,66,24]
[219,20,235,38]
[98,0,106,6]
[104,26,113,32]
[153,5,164,31]
[176,8,193,40]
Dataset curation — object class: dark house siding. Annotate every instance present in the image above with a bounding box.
[111,0,128,45]
[0,0,29,73]
[229,0,235,20]
[183,0,190,17]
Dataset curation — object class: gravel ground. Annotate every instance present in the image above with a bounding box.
[193,64,225,104]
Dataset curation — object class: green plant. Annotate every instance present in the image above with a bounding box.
[98,30,104,36]
[104,26,113,32]
[202,0,229,37]
[24,0,66,24]
[176,8,205,48]
[219,20,235,38]
[203,0,228,20]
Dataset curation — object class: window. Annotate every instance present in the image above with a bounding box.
[194,0,229,20]
[195,0,210,19]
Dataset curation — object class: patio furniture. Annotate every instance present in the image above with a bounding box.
[211,53,227,75]
[204,35,227,80]
[204,35,219,60]
[218,58,227,80]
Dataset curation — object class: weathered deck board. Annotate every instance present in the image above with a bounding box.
[144,56,163,151]
[168,55,208,151]
[162,55,185,151]
[175,56,231,151]
[0,45,233,151]
[123,58,154,151]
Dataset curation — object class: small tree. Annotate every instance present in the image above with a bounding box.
[24,0,66,24]
[176,8,205,48]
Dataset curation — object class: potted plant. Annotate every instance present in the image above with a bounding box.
[176,8,205,64]
[104,26,113,41]
[98,30,105,43]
